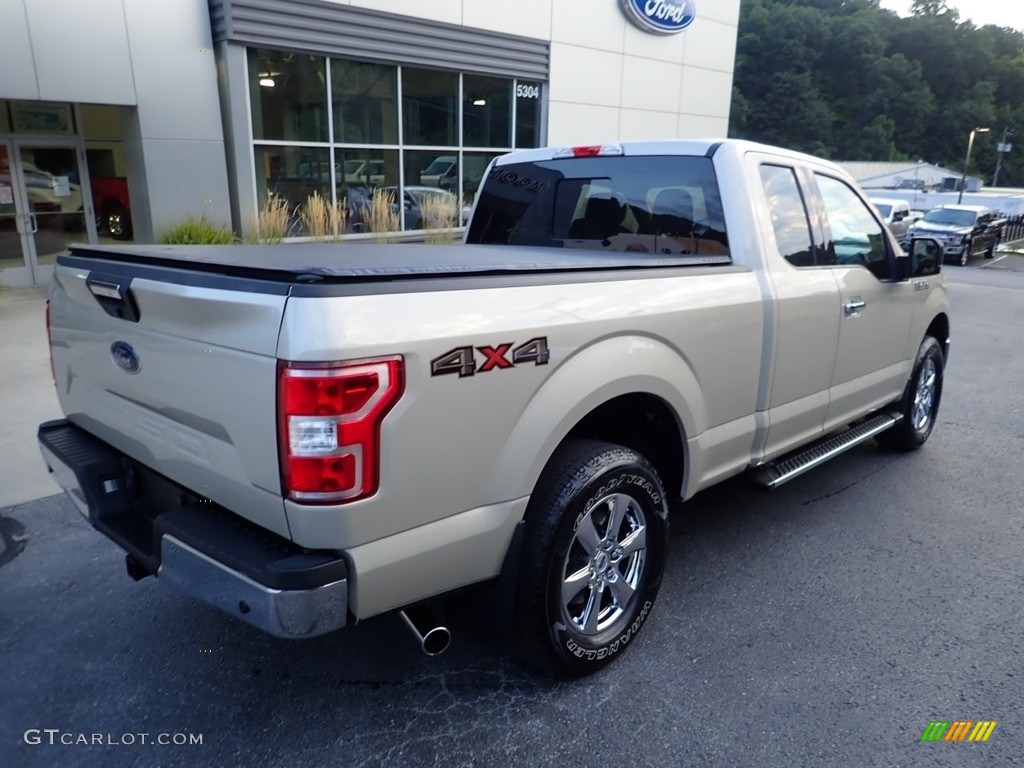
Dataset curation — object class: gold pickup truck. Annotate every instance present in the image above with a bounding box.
[38,139,950,677]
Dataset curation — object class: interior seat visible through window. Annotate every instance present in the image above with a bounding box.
[568,195,627,240]
[651,188,695,237]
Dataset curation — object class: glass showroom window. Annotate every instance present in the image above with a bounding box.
[253,145,330,235]
[248,47,544,235]
[249,50,328,142]
[331,59,398,145]
[402,67,459,147]
[515,81,543,149]
[334,148,399,234]
[463,75,511,148]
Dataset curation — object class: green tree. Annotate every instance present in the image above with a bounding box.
[731,0,1024,186]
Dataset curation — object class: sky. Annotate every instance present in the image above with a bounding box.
[878,0,1024,31]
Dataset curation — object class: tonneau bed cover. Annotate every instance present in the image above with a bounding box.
[63,243,729,283]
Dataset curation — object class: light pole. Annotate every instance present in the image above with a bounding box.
[958,126,990,204]
[992,127,1013,187]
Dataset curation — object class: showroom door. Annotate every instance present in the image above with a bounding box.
[0,142,35,287]
[0,141,94,286]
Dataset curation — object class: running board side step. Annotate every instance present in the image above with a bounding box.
[750,412,902,489]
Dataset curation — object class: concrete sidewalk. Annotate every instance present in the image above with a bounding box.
[988,240,1024,271]
[0,286,62,508]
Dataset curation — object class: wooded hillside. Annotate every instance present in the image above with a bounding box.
[730,0,1024,186]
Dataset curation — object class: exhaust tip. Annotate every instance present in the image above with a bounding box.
[420,626,451,656]
[399,608,451,656]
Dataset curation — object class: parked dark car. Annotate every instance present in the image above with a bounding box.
[90,177,132,240]
[905,205,1004,266]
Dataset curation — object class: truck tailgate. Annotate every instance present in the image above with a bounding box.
[49,261,291,538]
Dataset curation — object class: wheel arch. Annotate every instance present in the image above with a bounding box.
[489,335,702,510]
[562,394,686,503]
[925,312,950,361]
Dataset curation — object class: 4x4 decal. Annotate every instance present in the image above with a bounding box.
[431,337,550,378]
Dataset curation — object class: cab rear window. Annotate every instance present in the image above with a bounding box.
[466,155,729,258]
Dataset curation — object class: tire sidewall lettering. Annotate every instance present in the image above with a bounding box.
[572,470,663,534]
[562,600,653,660]
[557,463,664,667]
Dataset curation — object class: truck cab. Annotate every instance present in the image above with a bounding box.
[868,196,915,240]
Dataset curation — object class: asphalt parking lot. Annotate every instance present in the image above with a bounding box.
[1,264,1022,767]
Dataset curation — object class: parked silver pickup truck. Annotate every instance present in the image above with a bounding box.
[38,139,950,677]
[868,196,919,241]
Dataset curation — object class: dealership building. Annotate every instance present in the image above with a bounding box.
[0,0,739,286]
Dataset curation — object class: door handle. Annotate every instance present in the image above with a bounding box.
[914,279,929,292]
[27,213,38,234]
[843,299,866,317]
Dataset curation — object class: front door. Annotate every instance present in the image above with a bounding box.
[0,141,93,286]
[812,172,922,430]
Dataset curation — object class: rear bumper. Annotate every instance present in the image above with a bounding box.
[37,419,349,638]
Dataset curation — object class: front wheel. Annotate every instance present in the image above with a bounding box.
[515,439,669,677]
[876,336,945,451]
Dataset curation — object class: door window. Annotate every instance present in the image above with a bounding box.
[815,174,888,276]
[759,164,815,267]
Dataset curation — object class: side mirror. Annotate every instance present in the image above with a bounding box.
[908,237,942,278]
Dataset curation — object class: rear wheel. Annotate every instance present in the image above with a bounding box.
[515,440,668,677]
[877,336,944,451]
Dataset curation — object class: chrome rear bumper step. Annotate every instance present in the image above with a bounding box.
[751,412,902,489]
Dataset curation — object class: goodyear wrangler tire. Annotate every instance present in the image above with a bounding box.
[876,336,944,451]
[515,439,668,677]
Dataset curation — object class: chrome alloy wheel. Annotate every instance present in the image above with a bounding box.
[912,357,938,435]
[107,211,127,238]
[560,492,647,636]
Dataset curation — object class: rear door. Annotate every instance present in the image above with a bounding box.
[49,254,292,537]
[751,157,841,460]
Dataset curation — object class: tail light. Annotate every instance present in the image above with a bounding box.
[45,299,55,382]
[278,357,403,504]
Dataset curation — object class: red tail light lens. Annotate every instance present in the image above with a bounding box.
[560,144,624,158]
[278,357,403,504]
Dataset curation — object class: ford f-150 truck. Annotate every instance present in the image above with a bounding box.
[38,139,950,677]
[904,204,1003,266]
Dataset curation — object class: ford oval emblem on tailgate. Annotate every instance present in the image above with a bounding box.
[110,341,141,374]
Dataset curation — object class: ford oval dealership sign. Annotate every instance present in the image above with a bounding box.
[621,0,696,34]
